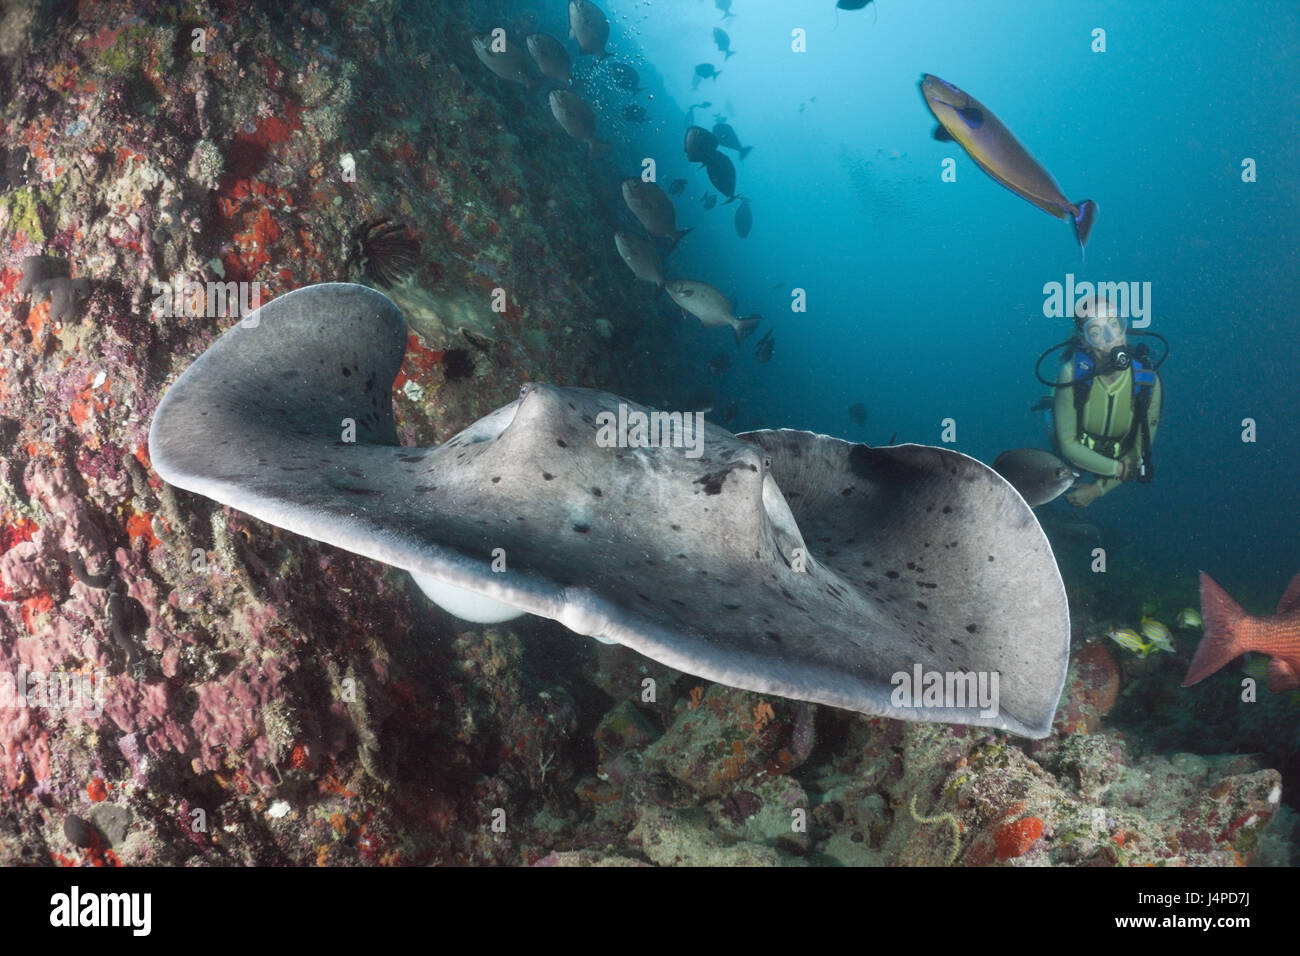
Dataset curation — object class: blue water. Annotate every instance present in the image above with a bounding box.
[526,0,1300,600]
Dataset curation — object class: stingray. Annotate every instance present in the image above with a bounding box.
[148,284,1070,737]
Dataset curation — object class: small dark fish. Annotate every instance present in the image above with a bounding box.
[707,352,731,374]
[992,448,1078,508]
[712,122,753,160]
[704,150,737,201]
[713,28,734,60]
[667,178,688,196]
[527,33,572,86]
[716,0,735,21]
[848,403,868,427]
[684,125,719,163]
[754,329,774,362]
[693,63,722,89]
[701,192,718,210]
[734,199,752,238]
[606,61,642,92]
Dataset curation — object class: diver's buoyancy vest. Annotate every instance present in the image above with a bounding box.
[1071,350,1157,475]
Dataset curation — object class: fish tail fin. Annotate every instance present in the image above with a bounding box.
[1183,572,1252,686]
[734,316,760,345]
[1073,200,1098,256]
[670,227,693,250]
[724,50,735,60]
[723,194,738,205]
[739,145,753,161]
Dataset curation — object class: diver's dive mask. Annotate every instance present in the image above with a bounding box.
[1080,312,1129,372]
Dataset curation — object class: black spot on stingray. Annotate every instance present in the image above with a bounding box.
[765,631,782,644]
[336,484,382,497]
[942,505,953,514]
[695,469,730,495]
[637,593,651,602]
[396,453,427,463]
[556,438,568,448]
[862,559,873,567]
[542,472,555,481]
[885,570,900,579]
[670,598,686,607]
[840,487,854,496]
[916,601,928,611]
[341,365,351,377]
[491,476,501,483]
[987,554,995,562]
[917,581,938,589]
[724,603,741,610]
[670,523,681,531]
[906,561,916,570]
[414,485,437,493]
[966,623,980,633]
[573,523,590,534]
[825,548,838,557]
[591,486,602,496]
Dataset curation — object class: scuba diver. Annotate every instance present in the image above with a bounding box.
[1033,294,1166,507]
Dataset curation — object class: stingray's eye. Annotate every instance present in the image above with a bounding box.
[519,385,530,398]
[763,455,772,471]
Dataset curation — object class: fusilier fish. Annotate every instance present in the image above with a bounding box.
[920,73,1098,255]
[526,33,572,86]
[622,179,691,246]
[472,33,536,87]
[549,90,609,155]
[614,231,665,288]
[569,0,611,59]
[665,279,760,345]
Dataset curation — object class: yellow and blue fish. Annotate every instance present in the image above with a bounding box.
[920,73,1098,256]
[1107,627,1152,659]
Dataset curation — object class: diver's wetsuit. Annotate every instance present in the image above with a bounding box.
[1054,361,1162,500]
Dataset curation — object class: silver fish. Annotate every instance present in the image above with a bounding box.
[526,33,571,86]
[569,0,610,59]
[472,33,535,87]
[614,231,664,288]
[665,279,760,345]
[549,90,609,155]
[622,179,691,246]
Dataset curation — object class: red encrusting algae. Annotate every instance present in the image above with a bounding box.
[994,816,1044,859]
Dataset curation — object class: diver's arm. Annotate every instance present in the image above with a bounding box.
[1053,363,1122,477]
